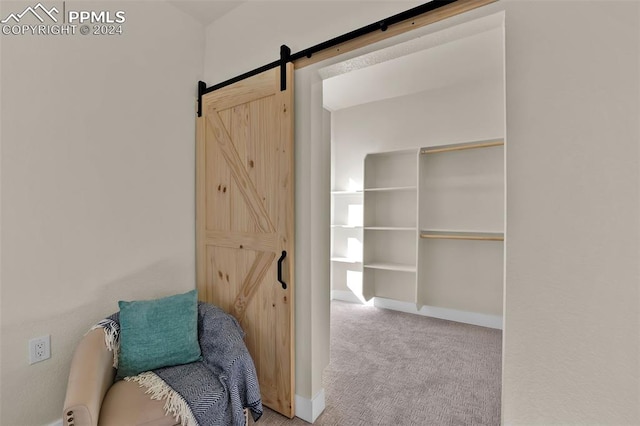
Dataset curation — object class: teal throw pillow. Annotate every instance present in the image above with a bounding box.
[117,289,201,379]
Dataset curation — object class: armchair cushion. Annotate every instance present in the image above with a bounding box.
[117,289,201,379]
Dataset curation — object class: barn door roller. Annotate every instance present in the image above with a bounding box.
[280,44,291,91]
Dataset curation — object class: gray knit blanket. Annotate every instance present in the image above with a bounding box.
[96,302,262,426]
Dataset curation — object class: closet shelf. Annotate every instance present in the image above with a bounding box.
[364,186,417,192]
[357,139,504,314]
[420,139,504,155]
[331,257,362,264]
[420,230,504,241]
[331,190,363,195]
[364,262,416,272]
[331,225,363,229]
[364,226,416,231]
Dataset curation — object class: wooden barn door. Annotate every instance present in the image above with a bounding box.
[196,65,295,418]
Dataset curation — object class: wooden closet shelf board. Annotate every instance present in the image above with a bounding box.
[420,139,504,155]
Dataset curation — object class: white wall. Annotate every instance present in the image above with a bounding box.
[501,1,639,423]
[0,1,204,424]
[205,1,640,424]
[331,77,504,192]
[203,1,422,85]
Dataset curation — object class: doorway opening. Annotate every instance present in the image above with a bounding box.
[323,11,505,424]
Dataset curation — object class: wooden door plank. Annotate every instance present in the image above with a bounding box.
[205,117,232,231]
[233,251,277,321]
[205,230,278,252]
[249,98,279,226]
[228,104,255,234]
[196,116,207,301]
[202,69,278,112]
[275,64,295,252]
[272,62,295,417]
[206,111,276,234]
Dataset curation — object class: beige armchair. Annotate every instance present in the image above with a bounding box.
[62,328,179,426]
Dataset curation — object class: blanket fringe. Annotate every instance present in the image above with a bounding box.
[125,372,198,426]
[88,319,120,368]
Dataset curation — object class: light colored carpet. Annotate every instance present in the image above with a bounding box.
[254,300,502,425]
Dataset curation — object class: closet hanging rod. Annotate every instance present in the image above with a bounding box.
[197,0,496,116]
[420,231,504,241]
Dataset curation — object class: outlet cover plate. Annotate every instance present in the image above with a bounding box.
[29,335,51,364]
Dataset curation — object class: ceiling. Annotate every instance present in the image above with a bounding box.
[167,1,245,26]
[323,17,504,112]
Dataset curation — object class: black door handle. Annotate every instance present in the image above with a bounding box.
[277,250,287,290]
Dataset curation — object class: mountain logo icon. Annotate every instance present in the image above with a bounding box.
[1,3,59,24]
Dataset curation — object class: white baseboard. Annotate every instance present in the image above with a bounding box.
[47,420,63,426]
[295,388,325,423]
[331,291,502,329]
[331,290,366,304]
[373,297,503,330]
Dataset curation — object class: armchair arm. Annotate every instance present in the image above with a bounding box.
[63,328,116,426]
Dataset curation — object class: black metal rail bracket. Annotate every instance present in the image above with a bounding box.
[197,80,206,117]
[280,44,291,91]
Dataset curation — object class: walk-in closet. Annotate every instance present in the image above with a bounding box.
[326,14,505,329]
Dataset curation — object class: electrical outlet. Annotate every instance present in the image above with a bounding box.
[29,335,51,364]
